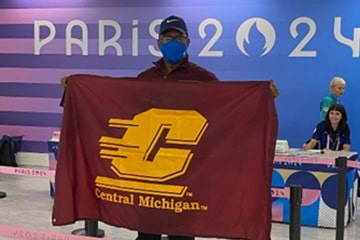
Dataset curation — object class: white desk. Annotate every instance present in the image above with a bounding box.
[272,149,358,228]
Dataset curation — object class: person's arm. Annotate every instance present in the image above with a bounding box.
[341,128,351,151]
[303,122,323,150]
[303,139,318,150]
[320,96,332,120]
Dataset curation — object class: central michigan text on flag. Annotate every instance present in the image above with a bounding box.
[52,75,278,240]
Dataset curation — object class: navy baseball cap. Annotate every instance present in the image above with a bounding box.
[159,15,188,36]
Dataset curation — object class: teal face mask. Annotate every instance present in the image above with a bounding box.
[160,40,187,64]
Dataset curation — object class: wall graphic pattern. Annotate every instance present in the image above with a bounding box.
[0,0,359,153]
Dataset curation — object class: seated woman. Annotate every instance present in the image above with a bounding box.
[303,103,350,151]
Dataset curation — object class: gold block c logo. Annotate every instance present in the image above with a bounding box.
[95,108,208,197]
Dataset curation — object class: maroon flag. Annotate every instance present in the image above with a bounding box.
[52,75,278,239]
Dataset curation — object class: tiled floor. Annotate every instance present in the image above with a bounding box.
[0,173,359,240]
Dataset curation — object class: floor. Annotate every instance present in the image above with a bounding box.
[0,173,359,240]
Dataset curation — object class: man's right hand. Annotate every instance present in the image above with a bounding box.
[61,76,68,88]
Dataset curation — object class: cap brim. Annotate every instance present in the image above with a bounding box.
[160,26,187,36]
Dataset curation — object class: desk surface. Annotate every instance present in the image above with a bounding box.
[276,148,358,159]
[274,149,358,173]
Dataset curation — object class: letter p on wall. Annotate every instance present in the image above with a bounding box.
[34,20,56,55]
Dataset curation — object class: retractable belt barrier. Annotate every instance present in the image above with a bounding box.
[0,155,359,239]
[0,224,110,240]
[0,166,109,239]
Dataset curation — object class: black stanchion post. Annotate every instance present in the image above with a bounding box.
[85,220,104,237]
[72,220,105,237]
[335,157,347,240]
[0,191,6,199]
[289,185,302,240]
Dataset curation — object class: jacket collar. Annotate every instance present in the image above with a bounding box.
[153,54,190,71]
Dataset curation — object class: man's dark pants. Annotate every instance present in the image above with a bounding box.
[137,232,194,240]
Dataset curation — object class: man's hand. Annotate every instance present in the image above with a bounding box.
[61,76,68,89]
[270,80,280,98]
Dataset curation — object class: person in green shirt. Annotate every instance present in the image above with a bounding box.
[320,76,346,120]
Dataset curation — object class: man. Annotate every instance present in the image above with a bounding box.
[59,15,279,240]
[60,15,218,240]
[137,16,218,82]
[136,15,218,240]
[320,76,345,120]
